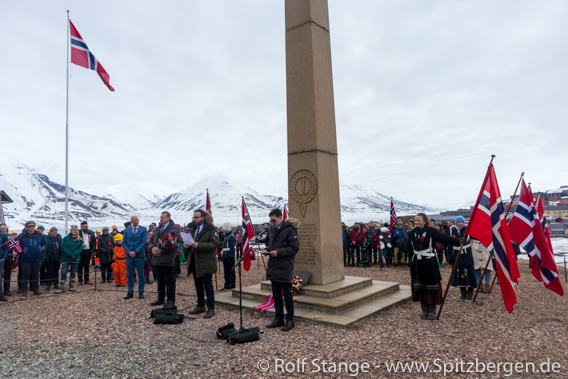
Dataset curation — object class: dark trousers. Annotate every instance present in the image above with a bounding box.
[45,261,60,285]
[193,273,215,309]
[78,250,92,282]
[3,256,13,294]
[39,262,47,285]
[155,265,176,303]
[350,245,361,266]
[369,246,378,263]
[236,243,242,258]
[223,258,235,289]
[144,261,152,281]
[19,260,41,292]
[271,281,294,321]
[100,263,112,281]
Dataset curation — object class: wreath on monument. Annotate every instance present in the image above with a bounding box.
[291,275,304,295]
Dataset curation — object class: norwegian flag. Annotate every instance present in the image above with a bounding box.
[205,189,212,215]
[282,205,288,221]
[241,198,255,271]
[7,237,23,254]
[390,198,397,229]
[509,181,563,296]
[466,163,520,313]
[535,194,554,254]
[69,19,115,91]
[253,293,275,314]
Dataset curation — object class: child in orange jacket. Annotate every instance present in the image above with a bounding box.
[112,234,127,287]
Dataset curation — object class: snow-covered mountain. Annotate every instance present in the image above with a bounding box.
[106,182,180,209]
[151,175,287,222]
[1,164,434,229]
[0,163,133,227]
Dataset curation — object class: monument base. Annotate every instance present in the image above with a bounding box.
[215,276,411,327]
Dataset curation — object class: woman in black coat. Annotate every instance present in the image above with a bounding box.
[408,213,460,320]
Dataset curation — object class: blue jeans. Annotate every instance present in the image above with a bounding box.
[19,260,41,291]
[61,262,78,281]
[126,255,145,294]
[475,269,491,285]
[0,260,4,293]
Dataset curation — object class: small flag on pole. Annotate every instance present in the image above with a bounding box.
[241,198,255,271]
[282,205,288,221]
[390,198,397,229]
[7,237,23,254]
[535,194,554,254]
[69,19,115,91]
[205,189,212,215]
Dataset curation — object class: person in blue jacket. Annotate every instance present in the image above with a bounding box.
[17,221,47,297]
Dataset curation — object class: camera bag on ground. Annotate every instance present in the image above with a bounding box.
[150,305,185,324]
[227,327,261,345]
[216,323,237,340]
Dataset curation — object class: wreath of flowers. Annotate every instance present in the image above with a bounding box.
[157,231,180,251]
[291,275,303,295]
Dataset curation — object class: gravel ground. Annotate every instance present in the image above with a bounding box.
[0,260,566,378]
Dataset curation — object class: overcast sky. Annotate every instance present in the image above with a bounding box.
[1,0,566,209]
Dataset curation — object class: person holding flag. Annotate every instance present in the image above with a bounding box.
[262,209,300,332]
[408,213,461,320]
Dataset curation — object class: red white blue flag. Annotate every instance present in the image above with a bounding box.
[535,194,554,254]
[7,236,23,254]
[509,181,563,296]
[282,205,288,221]
[390,198,397,229]
[466,163,520,313]
[69,20,115,91]
[241,198,254,271]
[205,189,212,215]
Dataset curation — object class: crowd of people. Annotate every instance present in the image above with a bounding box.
[1,210,507,324]
[342,214,505,320]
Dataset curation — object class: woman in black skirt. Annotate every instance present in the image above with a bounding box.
[409,213,460,320]
[450,216,478,301]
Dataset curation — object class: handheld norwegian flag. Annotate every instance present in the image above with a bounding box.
[282,205,288,221]
[535,194,554,254]
[205,189,212,215]
[69,19,115,91]
[241,198,255,271]
[390,198,397,229]
[466,163,520,313]
[7,237,23,254]
[509,181,563,296]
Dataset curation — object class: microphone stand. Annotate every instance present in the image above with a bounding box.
[231,250,251,331]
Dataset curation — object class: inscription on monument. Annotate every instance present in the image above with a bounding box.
[295,222,319,266]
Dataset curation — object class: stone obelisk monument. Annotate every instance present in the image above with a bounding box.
[285,0,344,285]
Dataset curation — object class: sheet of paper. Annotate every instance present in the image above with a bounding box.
[180,232,195,245]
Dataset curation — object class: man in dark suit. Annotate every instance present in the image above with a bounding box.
[122,215,148,299]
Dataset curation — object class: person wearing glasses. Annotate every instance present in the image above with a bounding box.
[184,209,218,319]
[17,221,47,297]
[263,209,300,332]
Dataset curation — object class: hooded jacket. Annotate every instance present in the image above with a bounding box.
[265,219,300,283]
[18,230,47,262]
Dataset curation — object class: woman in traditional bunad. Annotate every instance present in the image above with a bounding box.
[449,216,478,301]
[409,213,460,320]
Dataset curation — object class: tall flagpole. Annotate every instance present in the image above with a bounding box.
[65,10,70,234]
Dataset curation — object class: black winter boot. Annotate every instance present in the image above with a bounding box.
[420,303,428,319]
[459,287,467,301]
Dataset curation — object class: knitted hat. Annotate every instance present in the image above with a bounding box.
[113,234,123,242]
[222,222,232,231]
[455,216,466,223]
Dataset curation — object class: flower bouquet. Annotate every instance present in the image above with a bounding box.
[157,231,180,252]
[291,275,303,295]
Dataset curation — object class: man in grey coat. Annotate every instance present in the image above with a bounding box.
[262,209,300,332]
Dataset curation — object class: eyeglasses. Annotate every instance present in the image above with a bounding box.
[269,219,277,223]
